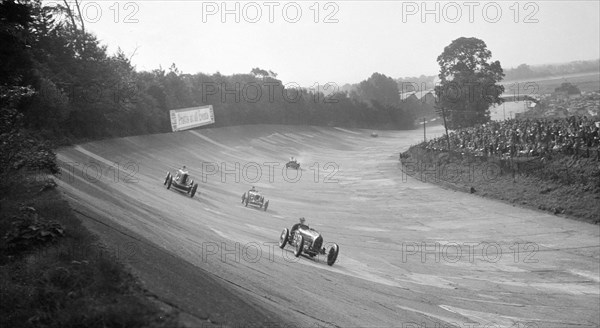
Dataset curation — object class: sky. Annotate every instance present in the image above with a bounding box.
[45,1,600,86]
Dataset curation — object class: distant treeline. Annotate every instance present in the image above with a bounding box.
[1,1,415,144]
[498,60,599,81]
[393,59,600,88]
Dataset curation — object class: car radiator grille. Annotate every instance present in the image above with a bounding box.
[313,236,323,250]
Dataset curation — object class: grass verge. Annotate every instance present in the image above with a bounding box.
[0,175,182,328]
[400,146,600,224]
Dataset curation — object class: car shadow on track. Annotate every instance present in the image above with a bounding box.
[280,248,335,267]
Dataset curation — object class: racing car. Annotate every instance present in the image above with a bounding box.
[241,188,269,211]
[164,169,199,198]
[278,221,339,266]
[286,159,300,170]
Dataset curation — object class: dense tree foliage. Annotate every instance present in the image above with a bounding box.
[554,82,581,95]
[434,37,505,129]
[1,0,415,148]
[353,73,401,108]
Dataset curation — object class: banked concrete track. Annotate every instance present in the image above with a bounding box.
[56,125,599,328]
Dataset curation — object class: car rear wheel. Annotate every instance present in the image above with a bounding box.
[327,244,339,266]
[294,235,304,257]
[264,200,269,211]
[166,176,172,189]
[164,172,170,185]
[278,228,289,249]
[190,184,198,198]
[241,193,246,204]
[244,196,249,207]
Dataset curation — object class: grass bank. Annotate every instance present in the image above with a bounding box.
[0,175,182,328]
[400,146,600,224]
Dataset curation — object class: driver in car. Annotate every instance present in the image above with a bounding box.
[176,165,188,182]
[291,217,308,235]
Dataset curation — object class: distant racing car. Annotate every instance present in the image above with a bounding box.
[241,188,269,211]
[278,220,339,266]
[164,169,199,198]
[286,159,300,170]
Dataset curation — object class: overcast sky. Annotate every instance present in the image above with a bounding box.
[51,1,600,86]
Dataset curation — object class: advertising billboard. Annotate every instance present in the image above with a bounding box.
[169,105,215,132]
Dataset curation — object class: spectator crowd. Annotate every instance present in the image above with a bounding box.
[423,116,600,159]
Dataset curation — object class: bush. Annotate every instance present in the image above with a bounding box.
[1,86,59,188]
[3,206,65,254]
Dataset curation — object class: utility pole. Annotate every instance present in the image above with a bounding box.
[423,117,426,142]
[435,104,451,149]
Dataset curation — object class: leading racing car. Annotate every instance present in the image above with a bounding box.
[278,218,339,266]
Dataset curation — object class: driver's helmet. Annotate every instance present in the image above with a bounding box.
[299,217,306,225]
[179,165,188,175]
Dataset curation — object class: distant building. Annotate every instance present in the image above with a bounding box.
[420,91,436,106]
[400,92,418,102]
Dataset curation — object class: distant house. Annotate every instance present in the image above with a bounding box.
[420,91,436,106]
[400,91,418,102]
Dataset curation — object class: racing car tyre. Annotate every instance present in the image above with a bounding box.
[164,172,171,185]
[190,184,198,198]
[241,193,246,204]
[294,235,304,257]
[166,176,172,189]
[327,244,339,266]
[244,196,249,207]
[264,200,269,211]
[278,228,289,249]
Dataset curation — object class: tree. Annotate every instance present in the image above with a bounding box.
[250,67,269,79]
[505,63,534,81]
[355,73,400,108]
[554,82,581,95]
[1,86,59,185]
[0,0,34,86]
[434,37,504,129]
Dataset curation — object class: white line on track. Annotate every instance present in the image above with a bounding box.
[333,127,362,135]
[189,130,238,152]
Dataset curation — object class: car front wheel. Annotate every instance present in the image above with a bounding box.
[278,228,289,249]
[294,235,304,257]
[327,244,339,266]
